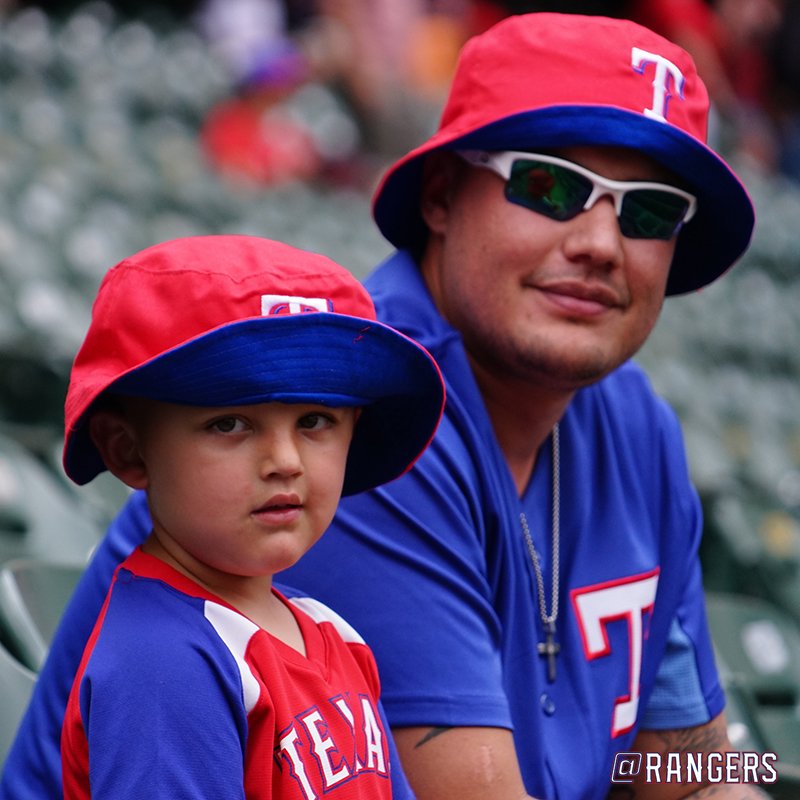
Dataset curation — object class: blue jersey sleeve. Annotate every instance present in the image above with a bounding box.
[66,577,249,800]
[0,491,151,800]
[640,561,726,729]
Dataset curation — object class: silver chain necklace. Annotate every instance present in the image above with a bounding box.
[519,422,561,683]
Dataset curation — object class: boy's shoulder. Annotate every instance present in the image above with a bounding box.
[91,565,229,668]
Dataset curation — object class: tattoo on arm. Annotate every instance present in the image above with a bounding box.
[605,719,772,799]
[652,723,727,755]
[414,726,453,748]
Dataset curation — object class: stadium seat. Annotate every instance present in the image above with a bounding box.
[0,431,102,565]
[0,638,36,767]
[714,650,768,753]
[706,592,800,793]
[714,646,800,798]
[43,437,133,532]
[0,558,84,672]
[701,492,800,622]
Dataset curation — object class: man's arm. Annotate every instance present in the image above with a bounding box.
[394,715,772,800]
[607,712,771,799]
[393,725,538,800]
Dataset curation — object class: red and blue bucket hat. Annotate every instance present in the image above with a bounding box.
[63,235,445,495]
[372,12,755,296]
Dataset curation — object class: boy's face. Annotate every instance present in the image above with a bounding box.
[114,399,357,584]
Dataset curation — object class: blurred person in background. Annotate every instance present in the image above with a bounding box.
[764,0,800,182]
[196,0,473,188]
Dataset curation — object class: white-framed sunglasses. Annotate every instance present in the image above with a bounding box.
[459,150,697,240]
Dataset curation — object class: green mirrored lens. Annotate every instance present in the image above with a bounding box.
[620,190,690,240]
[502,157,690,240]
[506,160,592,220]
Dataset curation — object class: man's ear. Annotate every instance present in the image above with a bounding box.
[420,151,462,235]
[88,408,148,490]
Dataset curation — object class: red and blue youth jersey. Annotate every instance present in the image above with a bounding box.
[61,549,399,800]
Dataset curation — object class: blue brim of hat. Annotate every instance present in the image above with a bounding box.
[373,105,755,296]
[65,314,445,495]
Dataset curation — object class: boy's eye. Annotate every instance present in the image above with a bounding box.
[210,416,246,434]
[298,413,333,431]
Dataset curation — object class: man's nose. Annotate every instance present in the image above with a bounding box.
[561,195,625,267]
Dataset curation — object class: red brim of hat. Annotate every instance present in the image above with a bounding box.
[63,313,445,496]
[372,105,755,296]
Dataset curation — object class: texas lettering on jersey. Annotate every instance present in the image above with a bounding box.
[274,692,389,799]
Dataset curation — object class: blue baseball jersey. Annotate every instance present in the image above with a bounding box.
[0,249,723,800]
[284,251,724,799]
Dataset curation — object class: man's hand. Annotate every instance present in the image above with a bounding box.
[607,712,771,799]
[393,725,538,800]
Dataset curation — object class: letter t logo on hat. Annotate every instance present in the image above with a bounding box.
[631,47,686,123]
[261,294,332,316]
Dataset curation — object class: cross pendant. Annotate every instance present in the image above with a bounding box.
[537,621,560,683]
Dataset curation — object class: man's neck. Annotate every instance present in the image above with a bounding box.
[469,358,573,496]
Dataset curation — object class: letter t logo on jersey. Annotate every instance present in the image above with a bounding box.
[631,47,686,123]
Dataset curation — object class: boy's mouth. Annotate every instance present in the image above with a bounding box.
[253,494,303,520]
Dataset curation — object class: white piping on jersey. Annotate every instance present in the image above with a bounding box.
[288,596,365,645]
[203,601,261,714]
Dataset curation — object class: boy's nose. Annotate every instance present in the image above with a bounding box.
[259,432,303,478]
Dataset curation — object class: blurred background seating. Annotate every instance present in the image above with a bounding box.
[0,558,84,672]
[0,638,35,766]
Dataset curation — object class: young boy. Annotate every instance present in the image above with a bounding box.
[57,234,445,799]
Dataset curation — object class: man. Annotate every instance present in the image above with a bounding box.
[1,12,767,800]
[281,14,766,799]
